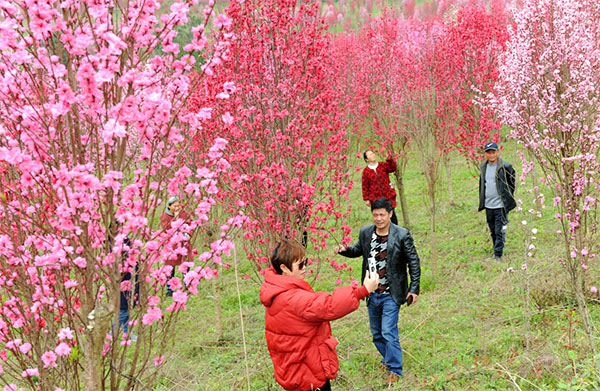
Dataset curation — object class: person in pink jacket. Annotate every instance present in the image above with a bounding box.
[260,239,379,391]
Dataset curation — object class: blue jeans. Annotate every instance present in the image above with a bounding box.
[118,309,130,334]
[367,293,403,376]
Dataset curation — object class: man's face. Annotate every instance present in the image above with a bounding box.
[365,151,377,164]
[372,208,392,231]
[484,149,499,164]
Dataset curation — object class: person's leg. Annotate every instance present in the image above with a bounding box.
[167,267,175,296]
[391,208,398,226]
[493,209,506,257]
[380,295,403,376]
[367,293,387,362]
[315,379,331,391]
[119,309,130,334]
[485,208,497,249]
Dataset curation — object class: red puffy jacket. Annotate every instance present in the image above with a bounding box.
[259,267,369,391]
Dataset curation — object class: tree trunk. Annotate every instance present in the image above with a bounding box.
[429,186,438,276]
[83,303,114,391]
[212,268,224,342]
[394,160,410,227]
[571,269,597,354]
[444,155,454,205]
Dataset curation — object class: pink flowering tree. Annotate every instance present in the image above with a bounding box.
[492,0,600,353]
[0,1,233,390]
[188,0,354,279]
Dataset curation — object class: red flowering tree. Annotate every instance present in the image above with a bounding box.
[492,0,600,353]
[0,1,233,389]
[340,15,414,226]
[189,0,354,277]
[444,2,509,173]
[395,18,461,276]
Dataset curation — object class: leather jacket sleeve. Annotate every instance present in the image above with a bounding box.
[400,231,421,295]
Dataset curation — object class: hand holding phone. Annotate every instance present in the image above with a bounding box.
[363,271,380,293]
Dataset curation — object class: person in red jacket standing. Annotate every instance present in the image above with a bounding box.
[361,150,398,225]
[260,239,379,391]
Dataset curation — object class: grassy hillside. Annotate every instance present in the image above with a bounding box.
[154,141,600,390]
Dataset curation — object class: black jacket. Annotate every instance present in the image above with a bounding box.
[478,157,516,213]
[339,224,420,306]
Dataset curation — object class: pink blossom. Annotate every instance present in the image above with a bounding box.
[213,14,232,30]
[142,307,163,325]
[64,279,78,288]
[221,112,234,124]
[145,241,159,253]
[19,343,31,354]
[55,343,71,356]
[153,355,165,366]
[73,257,87,268]
[172,290,188,304]
[57,328,74,341]
[21,367,39,377]
[521,264,527,270]
[41,351,57,368]
[591,286,598,293]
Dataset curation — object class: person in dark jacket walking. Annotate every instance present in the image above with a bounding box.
[334,197,421,385]
[478,142,516,261]
[361,150,398,225]
[260,239,379,391]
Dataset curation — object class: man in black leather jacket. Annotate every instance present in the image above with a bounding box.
[334,198,421,385]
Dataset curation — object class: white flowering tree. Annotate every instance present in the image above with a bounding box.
[492,0,600,353]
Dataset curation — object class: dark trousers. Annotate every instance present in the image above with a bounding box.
[391,208,398,226]
[485,208,508,257]
[300,379,330,391]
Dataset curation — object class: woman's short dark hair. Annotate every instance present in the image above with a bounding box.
[271,239,305,275]
[371,197,393,212]
[363,150,371,162]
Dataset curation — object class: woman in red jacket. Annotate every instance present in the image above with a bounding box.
[260,239,379,391]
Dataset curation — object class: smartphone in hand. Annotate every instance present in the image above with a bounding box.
[406,295,413,306]
[368,258,377,278]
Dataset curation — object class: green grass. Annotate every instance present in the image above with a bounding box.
[153,140,600,390]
